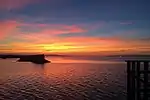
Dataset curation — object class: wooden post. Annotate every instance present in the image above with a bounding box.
[137,61,141,100]
[143,61,149,100]
[127,61,131,100]
[132,61,136,100]
[126,60,150,100]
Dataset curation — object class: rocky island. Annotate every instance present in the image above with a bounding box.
[0,54,50,64]
[17,54,50,64]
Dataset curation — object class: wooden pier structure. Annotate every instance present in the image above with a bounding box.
[126,60,150,100]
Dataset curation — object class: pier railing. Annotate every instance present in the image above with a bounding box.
[126,60,150,100]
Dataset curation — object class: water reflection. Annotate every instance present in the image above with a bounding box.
[46,56,124,64]
[0,57,126,100]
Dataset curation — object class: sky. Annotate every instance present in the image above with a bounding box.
[0,0,150,55]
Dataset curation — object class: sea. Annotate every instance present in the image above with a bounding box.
[0,56,127,100]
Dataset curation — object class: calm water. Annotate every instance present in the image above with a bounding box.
[0,57,127,100]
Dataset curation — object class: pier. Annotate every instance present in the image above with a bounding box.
[126,60,150,100]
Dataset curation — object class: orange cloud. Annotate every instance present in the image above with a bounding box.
[0,20,150,55]
[9,35,150,54]
[0,0,42,10]
[1,35,150,55]
[15,32,120,45]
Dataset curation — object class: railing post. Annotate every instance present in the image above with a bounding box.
[137,61,141,100]
[131,61,136,100]
[127,61,131,100]
[143,61,149,100]
[126,60,150,100]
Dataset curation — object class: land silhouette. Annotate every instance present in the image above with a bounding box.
[0,54,50,64]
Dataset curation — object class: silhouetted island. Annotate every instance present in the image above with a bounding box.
[18,54,50,64]
[0,54,50,64]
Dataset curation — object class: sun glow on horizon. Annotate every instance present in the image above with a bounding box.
[0,20,150,55]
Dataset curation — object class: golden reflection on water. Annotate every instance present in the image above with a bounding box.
[46,57,124,64]
[0,57,126,100]
[0,57,124,78]
[43,63,90,79]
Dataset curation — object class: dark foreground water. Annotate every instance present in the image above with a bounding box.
[0,57,126,100]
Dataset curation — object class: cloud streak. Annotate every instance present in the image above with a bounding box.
[7,32,150,55]
[0,20,150,55]
[2,36,150,55]
[0,20,87,40]
[26,25,86,35]
[0,0,42,10]
[120,21,134,25]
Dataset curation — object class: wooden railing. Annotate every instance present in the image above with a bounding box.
[126,60,150,100]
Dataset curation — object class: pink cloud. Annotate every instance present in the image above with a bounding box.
[38,26,86,35]
[0,20,18,39]
[16,33,121,45]
[20,23,87,35]
[0,20,87,40]
[0,0,42,10]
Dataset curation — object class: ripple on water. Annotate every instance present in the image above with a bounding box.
[0,63,126,100]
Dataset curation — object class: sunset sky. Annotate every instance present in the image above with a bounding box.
[0,0,150,55]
